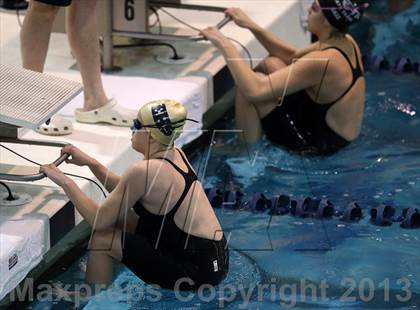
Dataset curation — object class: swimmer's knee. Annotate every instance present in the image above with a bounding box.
[29,1,60,17]
[255,56,286,74]
[88,230,115,252]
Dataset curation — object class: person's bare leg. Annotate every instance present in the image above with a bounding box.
[235,89,263,144]
[20,1,59,72]
[86,229,122,287]
[235,56,287,143]
[66,0,108,111]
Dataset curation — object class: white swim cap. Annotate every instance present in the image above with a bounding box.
[139,99,188,146]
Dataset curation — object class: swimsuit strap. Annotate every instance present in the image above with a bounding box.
[156,149,197,216]
[321,40,364,105]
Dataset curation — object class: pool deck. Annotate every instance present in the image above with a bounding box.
[0,0,309,306]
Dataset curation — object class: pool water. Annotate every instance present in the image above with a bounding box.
[24,1,420,309]
[351,0,420,59]
[188,70,420,309]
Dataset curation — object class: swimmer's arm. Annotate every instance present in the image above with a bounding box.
[62,163,145,230]
[249,25,296,64]
[291,42,322,60]
[239,51,328,103]
[88,159,120,192]
[60,178,101,228]
[94,163,146,231]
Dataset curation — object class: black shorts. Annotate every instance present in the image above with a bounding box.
[121,231,229,291]
[35,0,72,7]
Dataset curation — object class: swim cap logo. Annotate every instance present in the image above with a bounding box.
[342,0,361,21]
[332,0,342,20]
[333,0,361,22]
[151,104,173,136]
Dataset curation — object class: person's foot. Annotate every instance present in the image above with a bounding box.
[82,96,110,112]
[35,115,73,136]
[75,98,136,127]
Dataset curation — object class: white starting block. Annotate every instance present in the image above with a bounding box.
[0,64,82,182]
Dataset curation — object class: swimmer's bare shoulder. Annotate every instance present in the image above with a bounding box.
[295,50,337,74]
[123,159,170,184]
[302,49,347,75]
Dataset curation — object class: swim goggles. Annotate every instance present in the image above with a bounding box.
[131,118,198,134]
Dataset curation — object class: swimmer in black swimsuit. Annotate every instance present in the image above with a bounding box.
[123,147,228,290]
[41,99,228,292]
[202,1,368,154]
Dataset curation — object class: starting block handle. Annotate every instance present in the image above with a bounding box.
[113,16,232,42]
[0,139,70,182]
[190,16,232,41]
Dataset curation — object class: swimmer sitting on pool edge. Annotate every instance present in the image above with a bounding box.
[40,99,229,292]
[202,0,368,155]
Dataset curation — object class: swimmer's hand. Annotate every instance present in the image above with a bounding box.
[40,164,69,187]
[225,8,257,30]
[61,145,94,167]
[201,27,229,48]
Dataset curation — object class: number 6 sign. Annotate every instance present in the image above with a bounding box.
[113,0,148,33]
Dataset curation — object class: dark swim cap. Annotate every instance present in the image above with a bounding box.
[319,0,368,31]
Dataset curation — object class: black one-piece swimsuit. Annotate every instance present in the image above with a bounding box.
[121,149,229,290]
[261,41,364,155]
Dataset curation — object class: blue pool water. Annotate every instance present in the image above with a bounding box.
[193,70,420,309]
[25,1,420,309]
[352,0,420,59]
